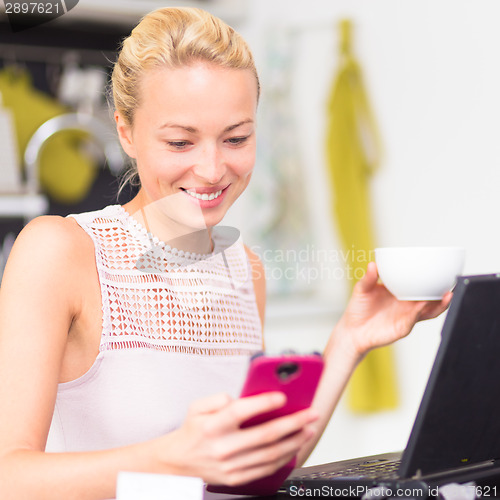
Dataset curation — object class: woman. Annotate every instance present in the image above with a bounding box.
[0,7,450,499]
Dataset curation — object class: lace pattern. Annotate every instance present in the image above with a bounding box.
[70,205,263,357]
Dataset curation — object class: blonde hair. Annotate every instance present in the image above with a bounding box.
[111,6,260,127]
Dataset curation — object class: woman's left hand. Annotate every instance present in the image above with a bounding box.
[337,261,452,357]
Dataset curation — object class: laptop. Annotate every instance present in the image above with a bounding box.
[282,274,500,498]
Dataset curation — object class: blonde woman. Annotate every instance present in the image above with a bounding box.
[0,7,450,499]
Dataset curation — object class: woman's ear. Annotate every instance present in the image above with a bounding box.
[115,112,137,159]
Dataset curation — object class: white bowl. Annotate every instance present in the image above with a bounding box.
[374,246,466,300]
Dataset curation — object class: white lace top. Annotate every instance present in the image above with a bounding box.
[45,205,263,452]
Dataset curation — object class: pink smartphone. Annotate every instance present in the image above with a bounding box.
[207,352,324,495]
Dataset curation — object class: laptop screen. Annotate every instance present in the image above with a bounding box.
[400,274,500,477]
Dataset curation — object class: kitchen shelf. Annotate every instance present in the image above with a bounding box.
[0,194,49,221]
[66,0,248,26]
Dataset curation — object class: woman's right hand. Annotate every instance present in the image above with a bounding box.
[159,392,318,486]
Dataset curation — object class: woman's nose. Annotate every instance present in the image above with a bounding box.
[192,144,226,184]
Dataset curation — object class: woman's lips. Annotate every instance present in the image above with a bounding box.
[182,185,229,208]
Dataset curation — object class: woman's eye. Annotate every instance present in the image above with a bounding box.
[226,136,249,146]
[167,140,191,149]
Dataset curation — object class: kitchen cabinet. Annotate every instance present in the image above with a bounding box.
[70,0,247,26]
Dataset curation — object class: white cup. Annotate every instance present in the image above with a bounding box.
[374,246,466,300]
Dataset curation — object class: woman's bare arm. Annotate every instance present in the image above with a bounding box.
[0,216,130,499]
[296,262,452,465]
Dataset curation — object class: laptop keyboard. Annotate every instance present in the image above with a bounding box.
[299,458,401,480]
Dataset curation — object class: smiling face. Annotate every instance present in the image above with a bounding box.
[116,61,258,233]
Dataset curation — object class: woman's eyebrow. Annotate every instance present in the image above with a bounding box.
[225,119,254,132]
[158,119,254,133]
[158,123,197,133]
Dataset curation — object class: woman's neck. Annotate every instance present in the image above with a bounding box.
[123,191,214,255]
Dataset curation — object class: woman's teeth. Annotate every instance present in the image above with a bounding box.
[185,189,223,201]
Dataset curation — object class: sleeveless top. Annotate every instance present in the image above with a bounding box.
[45,205,263,452]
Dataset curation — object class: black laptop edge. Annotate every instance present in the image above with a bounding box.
[282,274,500,497]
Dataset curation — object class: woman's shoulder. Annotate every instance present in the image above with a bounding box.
[8,215,94,274]
[15,204,125,255]
[19,214,88,247]
[0,215,94,322]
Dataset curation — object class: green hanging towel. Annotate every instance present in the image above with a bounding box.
[325,20,398,413]
[0,66,97,204]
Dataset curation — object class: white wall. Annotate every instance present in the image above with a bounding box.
[57,0,500,467]
[233,0,500,466]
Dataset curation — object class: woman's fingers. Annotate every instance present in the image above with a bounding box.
[216,428,313,486]
[181,392,318,484]
[187,392,233,415]
[239,406,318,447]
[204,392,287,431]
[237,422,316,468]
[210,405,319,463]
[418,291,453,320]
[186,391,291,449]
[354,261,379,294]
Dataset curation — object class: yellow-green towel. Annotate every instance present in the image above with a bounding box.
[0,66,97,203]
[325,20,398,413]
